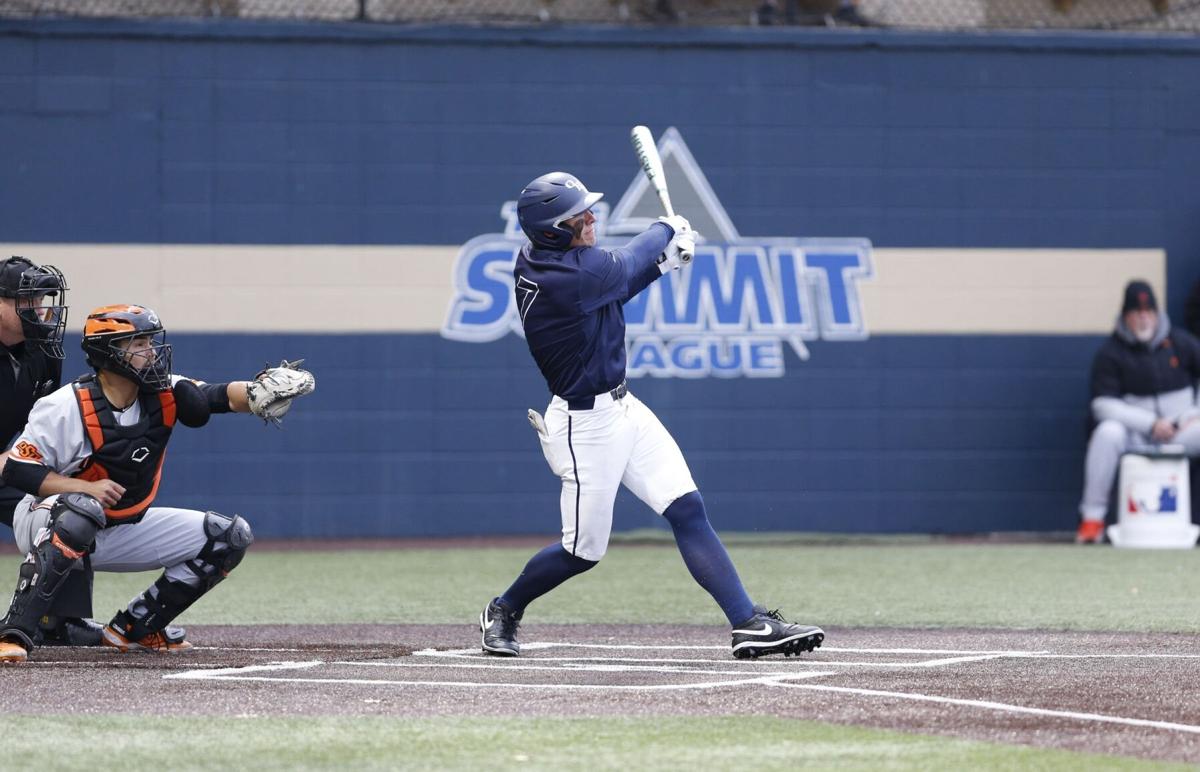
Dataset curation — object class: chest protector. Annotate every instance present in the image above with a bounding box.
[71,376,176,525]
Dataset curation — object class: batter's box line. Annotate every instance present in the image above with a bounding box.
[767,681,1200,736]
[164,661,829,692]
[190,646,361,653]
[418,643,1200,663]
[183,669,1200,734]
[328,659,843,678]
[426,642,1051,656]
[414,645,1017,669]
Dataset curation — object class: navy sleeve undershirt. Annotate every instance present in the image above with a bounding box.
[578,222,674,313]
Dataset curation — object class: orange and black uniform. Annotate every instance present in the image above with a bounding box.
[71,375,175,525]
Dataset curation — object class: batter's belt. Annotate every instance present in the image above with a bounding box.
[566,380,629,411]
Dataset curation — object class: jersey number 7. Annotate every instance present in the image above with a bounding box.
[516,276,540,324]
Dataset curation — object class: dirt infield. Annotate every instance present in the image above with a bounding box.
[2,624,1198,764]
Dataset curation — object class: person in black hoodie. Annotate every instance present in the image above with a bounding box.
[1077,280,1200,543]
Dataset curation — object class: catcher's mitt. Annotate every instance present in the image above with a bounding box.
[246,358,315,426]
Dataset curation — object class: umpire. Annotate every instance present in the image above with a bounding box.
[0,255,98,644]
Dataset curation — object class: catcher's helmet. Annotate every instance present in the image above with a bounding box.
[81,305,172,392]
[516,172,603,250]
[0,255,68,359]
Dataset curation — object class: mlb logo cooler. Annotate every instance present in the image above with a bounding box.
[1109,452,1200,549]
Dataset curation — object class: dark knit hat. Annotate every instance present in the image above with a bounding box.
[1122,280,1157,313]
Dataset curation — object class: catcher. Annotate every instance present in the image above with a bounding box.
[0,304,315,662]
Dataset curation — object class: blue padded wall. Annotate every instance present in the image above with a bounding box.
[1,19,1194,535]
[1,21,1197,306]
[39,331,1091,539]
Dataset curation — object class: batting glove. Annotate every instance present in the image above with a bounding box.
[657,215,692,238]
[657,233,696,273]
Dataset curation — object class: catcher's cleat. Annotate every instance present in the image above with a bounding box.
[0,638,29,663]
[38,616,105,647]
[731,605,824,660]
[101,623,193,653]
[480,598,521,657]
[1075,519,1105,545]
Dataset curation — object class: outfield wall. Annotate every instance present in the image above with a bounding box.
[1,18,1198,537]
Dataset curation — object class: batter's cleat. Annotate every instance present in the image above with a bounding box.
[731,605,824,660]
[100,623,193,653]
[38,616,105,647]
[480,597,522,657]
[0,638,29,663]
[1075,519,1106,544]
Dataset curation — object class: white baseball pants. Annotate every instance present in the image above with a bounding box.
[535,390,697,562]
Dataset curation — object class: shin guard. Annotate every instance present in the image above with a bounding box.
[0,494,104,650]
[109,511,253,641]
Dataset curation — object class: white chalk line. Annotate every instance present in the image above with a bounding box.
[767,681,1200,735]
[325,659,840,678]
[167,661,324,678]
[412,649,1007,669]
[160,642,1200,734]
[190,647,387,653]
[1023,653,1200,659]
[459,642,1051,656]
[166,660,806,691]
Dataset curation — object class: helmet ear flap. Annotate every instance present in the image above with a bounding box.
[539,228,569,249]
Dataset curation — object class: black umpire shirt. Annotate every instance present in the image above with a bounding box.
[0,341,60,526]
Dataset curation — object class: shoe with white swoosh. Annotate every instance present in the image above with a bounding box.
[731,605,824,659]
[480,598,522,656]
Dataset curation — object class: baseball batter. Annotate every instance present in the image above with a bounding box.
[0,304,315,662]
[479,172,824,659]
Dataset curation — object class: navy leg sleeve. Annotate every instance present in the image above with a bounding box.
[500,543,597,616]
[663,491,754,626]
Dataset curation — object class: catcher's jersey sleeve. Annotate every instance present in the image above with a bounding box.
[7,384,88,476]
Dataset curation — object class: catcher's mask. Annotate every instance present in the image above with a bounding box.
[81,305,172,393]
[0,256,68,359]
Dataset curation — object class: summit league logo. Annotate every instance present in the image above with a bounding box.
[442,128,874,377]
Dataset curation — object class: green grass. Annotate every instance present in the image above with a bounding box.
[3,715,1188,771]
[3,541,1197,770]
[9,542,1192,632]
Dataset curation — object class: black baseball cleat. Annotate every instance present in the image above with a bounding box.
[479,598,522,656]
[37,616,105,647]
[731,605,824,659]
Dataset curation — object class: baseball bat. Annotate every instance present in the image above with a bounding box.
[630,125,692,263]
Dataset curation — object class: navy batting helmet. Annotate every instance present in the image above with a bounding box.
[516,172,604,250]
[0,256,68,360]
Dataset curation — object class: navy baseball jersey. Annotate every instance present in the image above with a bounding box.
[514,223,672,401]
